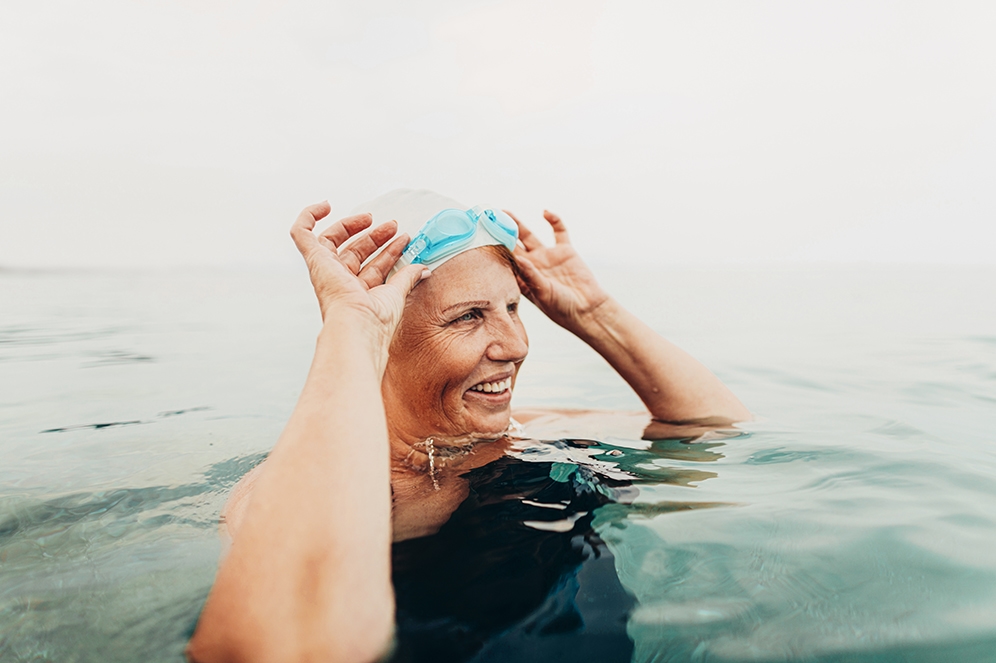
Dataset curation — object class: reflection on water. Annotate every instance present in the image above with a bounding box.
[2,266,996,662]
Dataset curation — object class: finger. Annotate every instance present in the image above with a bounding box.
[386,263,431,300]
[512,244,541,270]
[514,257,546,306]
[514,255,551,297]
[505,209,544,251]
[338,220,399,274]
[543,210,571,245]
[512,244,531,267]
[318,213,374,250]
[358,233,409,289]
[514,273,534,301]
[289,201,332,257]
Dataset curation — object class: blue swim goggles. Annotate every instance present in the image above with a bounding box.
[398,206,518,268]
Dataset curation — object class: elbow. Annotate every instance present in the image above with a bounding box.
[185,629,230,663]
[340,613,396,663]
[186,613,250,663]
[186,598,395,663]
[312,606,396,663]
[184,632,219,663]
[342,596,397,662]
[186,635,393,663]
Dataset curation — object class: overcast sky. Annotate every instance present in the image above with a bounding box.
[2,0,994,268]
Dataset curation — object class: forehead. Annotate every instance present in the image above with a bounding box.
[409,249,519,312]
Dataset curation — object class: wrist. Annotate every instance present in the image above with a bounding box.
[567,296,626,346]
[316,307,393,373]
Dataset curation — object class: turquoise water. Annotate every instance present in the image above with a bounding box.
[2,265,995,661]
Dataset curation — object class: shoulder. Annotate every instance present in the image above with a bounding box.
[513,407,651,439]
[512,407,738,442]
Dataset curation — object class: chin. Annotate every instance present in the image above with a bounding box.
[469,412,511,436]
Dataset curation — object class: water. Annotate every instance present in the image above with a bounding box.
[2,264,995,662]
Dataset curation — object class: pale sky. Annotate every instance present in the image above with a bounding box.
[2,0,994,268]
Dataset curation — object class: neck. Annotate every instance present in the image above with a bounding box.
[389,427,490,465]
[387,419,517,487]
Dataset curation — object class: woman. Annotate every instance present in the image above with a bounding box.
[186,190,750,663]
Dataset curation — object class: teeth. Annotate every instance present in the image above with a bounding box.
[470,378,511,394]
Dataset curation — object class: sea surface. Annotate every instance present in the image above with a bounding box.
[1,264,995,662]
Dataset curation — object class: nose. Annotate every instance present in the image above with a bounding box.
[485,311,528,364]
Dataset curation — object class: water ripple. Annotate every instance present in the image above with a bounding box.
[40,407,213,433]
[41,421,144,434]
[83,351,155,367]
[0,452,265,554]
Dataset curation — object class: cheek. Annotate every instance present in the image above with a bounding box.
[436,337,488,394]
[390,330,482,399]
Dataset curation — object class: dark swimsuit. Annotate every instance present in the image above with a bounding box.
[389,444,638,663]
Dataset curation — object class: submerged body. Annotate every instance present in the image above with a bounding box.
[224,411,732,663]
[187,195,749,663]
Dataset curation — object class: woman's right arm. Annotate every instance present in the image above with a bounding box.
[187,203,426,663]
[509,210,750,426]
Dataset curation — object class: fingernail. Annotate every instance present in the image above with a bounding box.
[420,269,431,280]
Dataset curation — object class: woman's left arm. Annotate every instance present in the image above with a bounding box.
[509,210,751,425]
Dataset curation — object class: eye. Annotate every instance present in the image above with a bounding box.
[452,309,482,324]
[507,301,518,314]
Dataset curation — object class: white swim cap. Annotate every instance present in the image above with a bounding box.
[349,189,512,276]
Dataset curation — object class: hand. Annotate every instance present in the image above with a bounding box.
[507,210,610,334]
[290,202,428,340]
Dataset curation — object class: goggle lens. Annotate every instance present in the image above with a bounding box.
[430,210,476,238]
[482,210,518,249]
[403,207,519,266]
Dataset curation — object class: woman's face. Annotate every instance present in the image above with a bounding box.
[383,248,528,442]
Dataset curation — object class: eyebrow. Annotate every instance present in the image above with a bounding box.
[441,300,491,315]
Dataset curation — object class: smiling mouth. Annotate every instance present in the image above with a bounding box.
[468,377,512,394]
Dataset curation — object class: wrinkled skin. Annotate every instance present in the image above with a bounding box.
[382,249,529,446]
